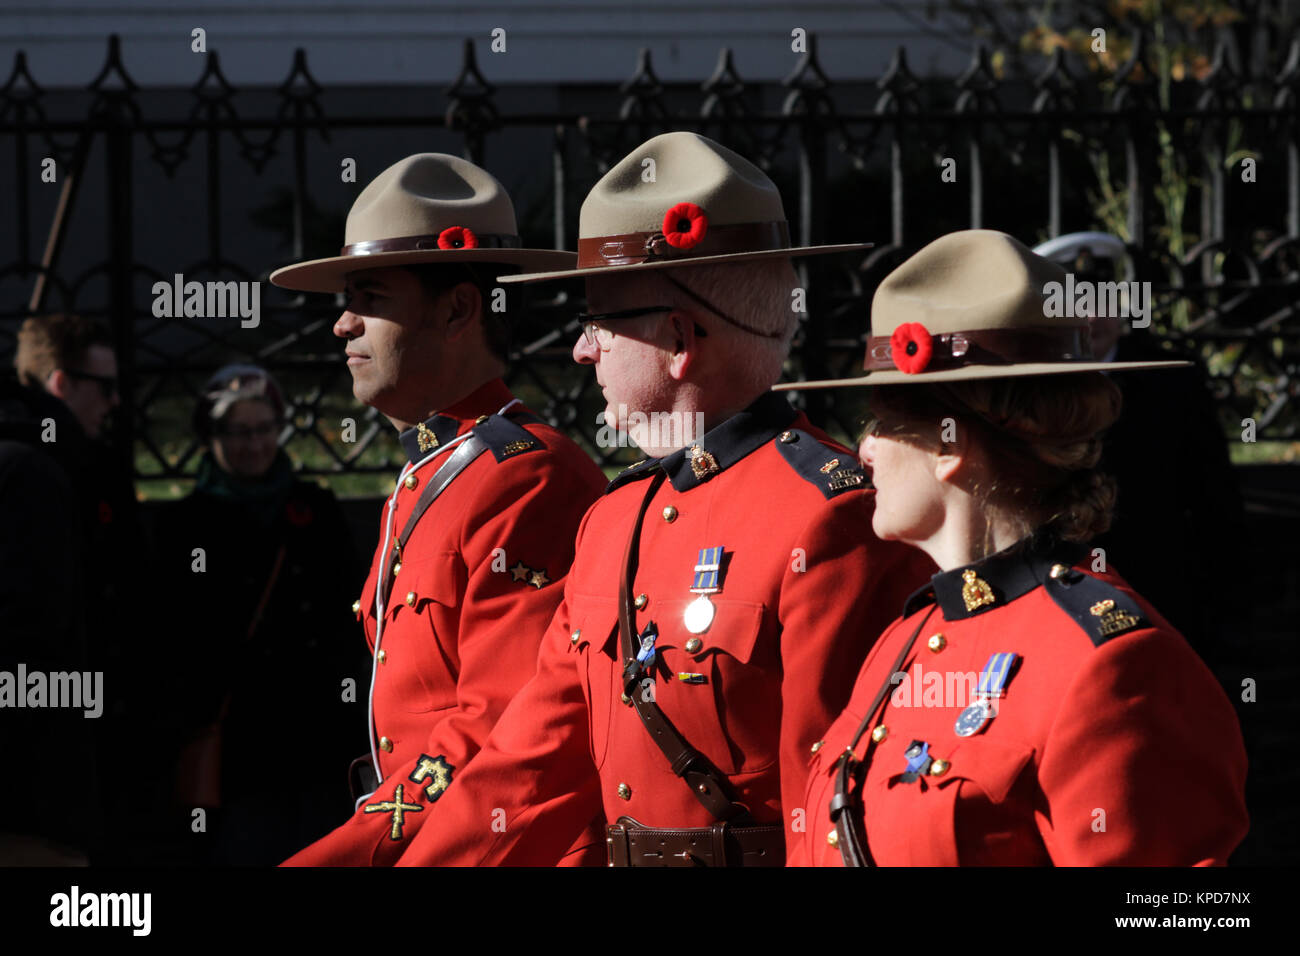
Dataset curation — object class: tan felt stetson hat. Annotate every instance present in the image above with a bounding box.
[774,229,1189,388]
[269,153,576,293]
[496,131,870,285]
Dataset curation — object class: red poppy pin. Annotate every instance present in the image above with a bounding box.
[437,226,479,250]
[661,202,708,250]
[890,322,933,374]
[285,500,314,527]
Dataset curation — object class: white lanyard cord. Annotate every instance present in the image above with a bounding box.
[363,398,523,788]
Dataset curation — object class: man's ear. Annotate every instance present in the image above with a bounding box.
[665,310,696,381]
[46,368,69,400]
[442,281,483,341]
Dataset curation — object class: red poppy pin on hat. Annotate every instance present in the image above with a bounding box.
[437,226,478,250]
[269,153,575,293]
[890,322,934,375]
[496,131,871,284]
[775,229,1190,388]
[662,202,708,249]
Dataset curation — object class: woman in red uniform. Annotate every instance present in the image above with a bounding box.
[782,230,1248,866]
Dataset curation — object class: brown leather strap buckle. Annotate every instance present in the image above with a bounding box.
[605,822,630,867]
[576,220,791,268]
[605,817,784,867]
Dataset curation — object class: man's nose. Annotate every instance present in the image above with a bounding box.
[334,311,363,339]
[572,332,598,365]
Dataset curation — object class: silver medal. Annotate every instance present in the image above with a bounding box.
[954,699,993,737]
[683,594,716,634]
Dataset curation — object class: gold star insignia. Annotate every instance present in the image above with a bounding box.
[509,561,530,582]
[529,569,550,589]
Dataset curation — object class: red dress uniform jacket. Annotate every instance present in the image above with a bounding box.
[788,534,1249,866]
[283,379,607,866]
[394,392,935,866]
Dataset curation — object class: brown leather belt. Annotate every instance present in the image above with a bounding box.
[605,816,785,867]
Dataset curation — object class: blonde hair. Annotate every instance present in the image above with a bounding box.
[15,313,113,386]
[869,372,1122,544]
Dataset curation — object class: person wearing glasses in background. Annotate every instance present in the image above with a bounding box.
[2,313,143,863]
[155,364,368,865]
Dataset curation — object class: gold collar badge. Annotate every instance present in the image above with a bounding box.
[688,444,720,479]
[416,422,439,453]
[961,569,996,612]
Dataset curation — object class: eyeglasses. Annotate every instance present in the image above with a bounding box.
[214,422,279,441]
[64,369,119,400]
[578,306,679,351]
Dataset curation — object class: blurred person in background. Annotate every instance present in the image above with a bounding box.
[2,313,146,864]
[1031,233,1247,672]
[157,363,366,866]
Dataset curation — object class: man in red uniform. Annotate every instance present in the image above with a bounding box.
[393,132,934,867]
[270,153,607,865]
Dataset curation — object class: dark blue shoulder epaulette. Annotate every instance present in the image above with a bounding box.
[472,413,547,463]
[772,428,869,500]
[605,457,659,493]
[1042,567,1149,647]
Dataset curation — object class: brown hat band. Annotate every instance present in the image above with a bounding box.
[341,233,522,256]
[865,326,1092,374]
[577,220,790,269]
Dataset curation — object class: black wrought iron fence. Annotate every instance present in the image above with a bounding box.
[2,31,1297,494]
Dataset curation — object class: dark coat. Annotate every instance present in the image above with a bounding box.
[0,374,99,857]
[1094,334,1248,670]
[155,454,368,864]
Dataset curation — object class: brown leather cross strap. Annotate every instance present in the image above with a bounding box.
[578,220,790,268]
[617,470,754,825]
[377,434,488,608]
[830,604,938,866]
[864,326,1090,372]
[341,233,523,256]
[377,410,546,608]
[606,816,783,867]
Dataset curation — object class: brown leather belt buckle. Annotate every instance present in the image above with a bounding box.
[606,817,784,867]
[606,821,630,867]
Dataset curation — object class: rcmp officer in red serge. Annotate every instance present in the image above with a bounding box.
[392,131,934,867]
[779,230,1249,866]
[269,154,608,865]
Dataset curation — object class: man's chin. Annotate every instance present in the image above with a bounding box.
[351,379,379,408]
